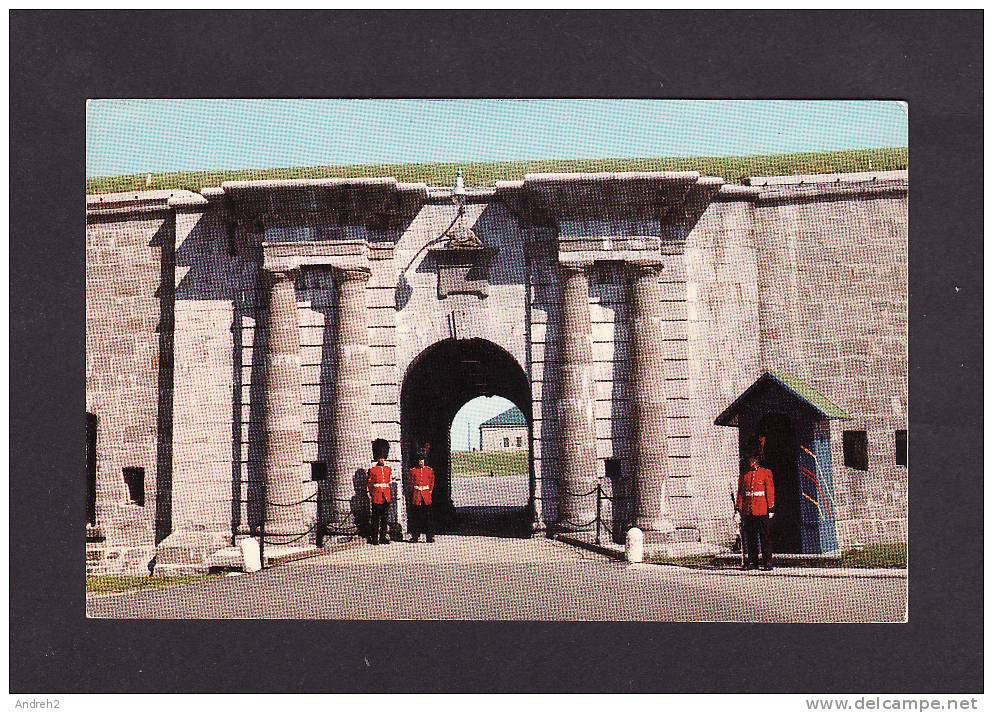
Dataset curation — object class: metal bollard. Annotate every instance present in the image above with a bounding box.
[625,527,644,563]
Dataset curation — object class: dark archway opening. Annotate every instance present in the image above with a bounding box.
[400,338,533,538]
[757,413,803,554]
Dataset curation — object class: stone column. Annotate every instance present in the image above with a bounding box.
[262,268,305,540]
[557,261,598,530]
[629,261,675,534]
[329,265,372,533]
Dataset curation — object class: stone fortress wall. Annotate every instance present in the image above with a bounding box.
[85,169,908,574]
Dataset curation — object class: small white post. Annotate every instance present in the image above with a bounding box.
[625,527,644,563]
[240,538,262,573]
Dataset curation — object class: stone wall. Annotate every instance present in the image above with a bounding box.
[683,197,762,547]
[85,191,178,574]
[751,172,908,548]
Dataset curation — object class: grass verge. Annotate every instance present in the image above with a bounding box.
[86,573,224,595]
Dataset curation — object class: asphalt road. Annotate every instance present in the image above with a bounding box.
[86,535,906,622]
[450,474,529,507]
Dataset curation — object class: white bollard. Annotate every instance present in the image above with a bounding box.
[625,527,644,563]
[240,537,262,573]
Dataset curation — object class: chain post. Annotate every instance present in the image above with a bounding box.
[595,482,602,545]
[259,484,266,570]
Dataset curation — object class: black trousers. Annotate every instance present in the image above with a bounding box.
[369,501,390,543]
[742,513,772,567]
[410,504,434,540]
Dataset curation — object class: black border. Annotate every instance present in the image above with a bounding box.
[10,10,983,693]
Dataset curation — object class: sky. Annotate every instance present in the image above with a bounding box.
[450,396,518,451]
[86,99,907,178]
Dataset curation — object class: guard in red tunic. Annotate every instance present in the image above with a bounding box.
[735,453,776,571]
[367,438,393,545]
[408,447,436,543]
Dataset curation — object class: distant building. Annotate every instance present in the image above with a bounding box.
[479,408,527,451]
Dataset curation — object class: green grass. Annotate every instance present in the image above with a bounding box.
[85,147,907,195]
[86,573,223,595]
[838,543,907,568]
[451,450,528,476]
[648,543,907,569]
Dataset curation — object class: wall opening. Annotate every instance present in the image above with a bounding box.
[895,430,907,466]
[122,467,145,507]
[843,430,869,471]
[450,395,530,517]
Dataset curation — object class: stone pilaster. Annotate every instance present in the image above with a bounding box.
[329,265,372,532]
[557,261,598,530]
[262,268,305,539]
[629,261,675,533]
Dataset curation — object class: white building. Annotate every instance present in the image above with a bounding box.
[479,408,528,451]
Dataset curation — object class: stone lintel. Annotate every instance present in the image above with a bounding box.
[262,240,370,274]
[559,250,667,268]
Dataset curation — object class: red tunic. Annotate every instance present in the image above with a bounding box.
[736,466,776,516]
[367,464,392,504]
[410,465,435,506]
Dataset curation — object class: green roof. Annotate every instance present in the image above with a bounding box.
[714,371,850,426]
[85,147,907,196]
[480,407,527,428]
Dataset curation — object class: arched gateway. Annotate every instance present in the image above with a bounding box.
[84,169,909,575]
[400,338,533,533]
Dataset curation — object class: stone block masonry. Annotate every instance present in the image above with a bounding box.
[84,170,908,572]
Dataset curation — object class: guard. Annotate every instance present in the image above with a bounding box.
[367,438,393,545]
[409,447,436,543]
[735,453,776,571]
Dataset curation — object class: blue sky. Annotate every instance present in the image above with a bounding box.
[86,99,907,178]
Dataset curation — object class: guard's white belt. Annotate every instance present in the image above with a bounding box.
[414,485,430,490]
[746,491,766,496]
[370,482,390,488]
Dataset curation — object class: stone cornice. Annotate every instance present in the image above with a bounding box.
[746,170,908,204]
[85,189,201,223]
[495,170,728,227]
[216,177,430,230]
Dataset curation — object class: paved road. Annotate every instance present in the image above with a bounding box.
[87,535,906,622]
[450,475,528,507]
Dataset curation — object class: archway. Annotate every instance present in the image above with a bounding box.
[399,338,533,537]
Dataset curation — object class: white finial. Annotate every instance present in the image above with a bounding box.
[453,169,466,203]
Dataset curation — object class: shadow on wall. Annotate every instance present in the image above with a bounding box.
[312,273,369,538]
[151,218,175,545]
[533,253,561,529]
[403,202,528,305]
[171,213,252,538]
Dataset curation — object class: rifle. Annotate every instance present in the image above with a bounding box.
[730,481,745,568]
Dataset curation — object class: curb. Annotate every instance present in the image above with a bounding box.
[264,537,364,567]
[555,534,908,579]
[554,534,626,561]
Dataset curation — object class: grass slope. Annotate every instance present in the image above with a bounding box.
[86,147,907,195]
